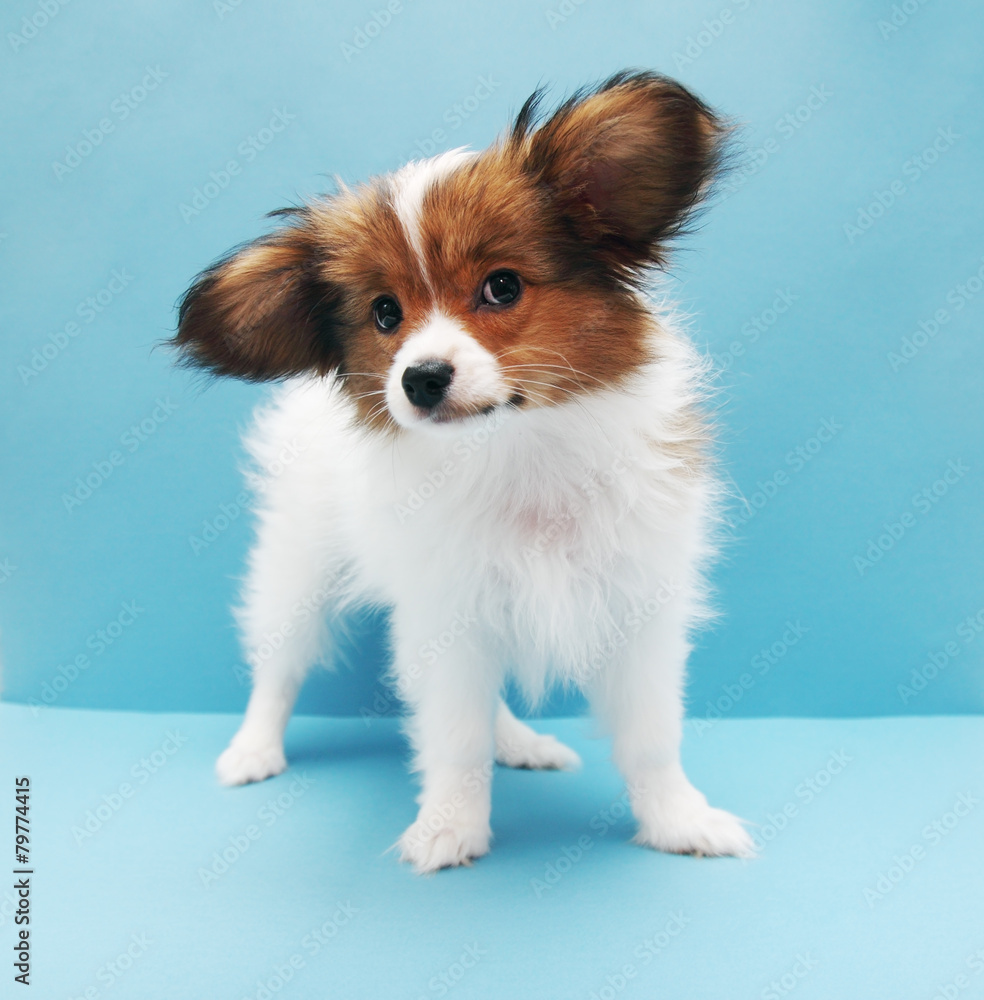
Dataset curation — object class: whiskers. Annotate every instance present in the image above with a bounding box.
[495,346,607,397]
[495,350,618,448]
[331,370,395,426]
[333,370,387,384]
[363,397,394,425]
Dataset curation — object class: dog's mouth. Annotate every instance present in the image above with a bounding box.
[412,392,525,426]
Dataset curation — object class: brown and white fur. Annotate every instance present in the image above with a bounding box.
[174,72,754,871]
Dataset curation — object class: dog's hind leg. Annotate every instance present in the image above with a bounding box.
[493,699,581,771]
[590,602,754,858]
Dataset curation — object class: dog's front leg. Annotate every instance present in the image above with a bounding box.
[391,610,499,873]
[591,603,755,858]
[215,512,336,786]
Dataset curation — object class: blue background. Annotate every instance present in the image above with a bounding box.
[1,0,981,720]
[4,708,983,1000]
[2,6,983,1000]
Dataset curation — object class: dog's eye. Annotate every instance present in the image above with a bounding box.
[372,296,402,332]
[480,271,521,306]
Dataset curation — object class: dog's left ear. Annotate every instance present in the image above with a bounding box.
[517,71,726,277]
[174,213,345,381]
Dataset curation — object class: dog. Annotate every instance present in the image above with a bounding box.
[174,71,753,871]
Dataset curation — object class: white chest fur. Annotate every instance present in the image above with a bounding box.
[244,328,714,697]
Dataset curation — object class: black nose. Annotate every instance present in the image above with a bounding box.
[402,360,454,409]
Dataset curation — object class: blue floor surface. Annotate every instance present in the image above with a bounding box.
[1,705,981,999]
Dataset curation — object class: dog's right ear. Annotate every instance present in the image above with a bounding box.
[174,213,345,381]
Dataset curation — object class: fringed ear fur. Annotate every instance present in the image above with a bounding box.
[515,71,726,281]
[174,214,346,381]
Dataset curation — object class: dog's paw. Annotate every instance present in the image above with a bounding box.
[634,785,755,858]
[494,710,582,771]
[397,811,492,873]
[215,739,286,787]
[495,729,582,771]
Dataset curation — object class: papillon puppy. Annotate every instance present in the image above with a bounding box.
[174,71,753,871]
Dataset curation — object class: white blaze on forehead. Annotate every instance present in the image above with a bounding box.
[390,148,476,276]
[396,311,492,370]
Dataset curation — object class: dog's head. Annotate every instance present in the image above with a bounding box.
[174,72,723,434]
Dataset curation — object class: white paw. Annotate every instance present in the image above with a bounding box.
[215,739,287,787]
[397,810,492,873]
[634,785,755,858]
[495,730,582,771]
